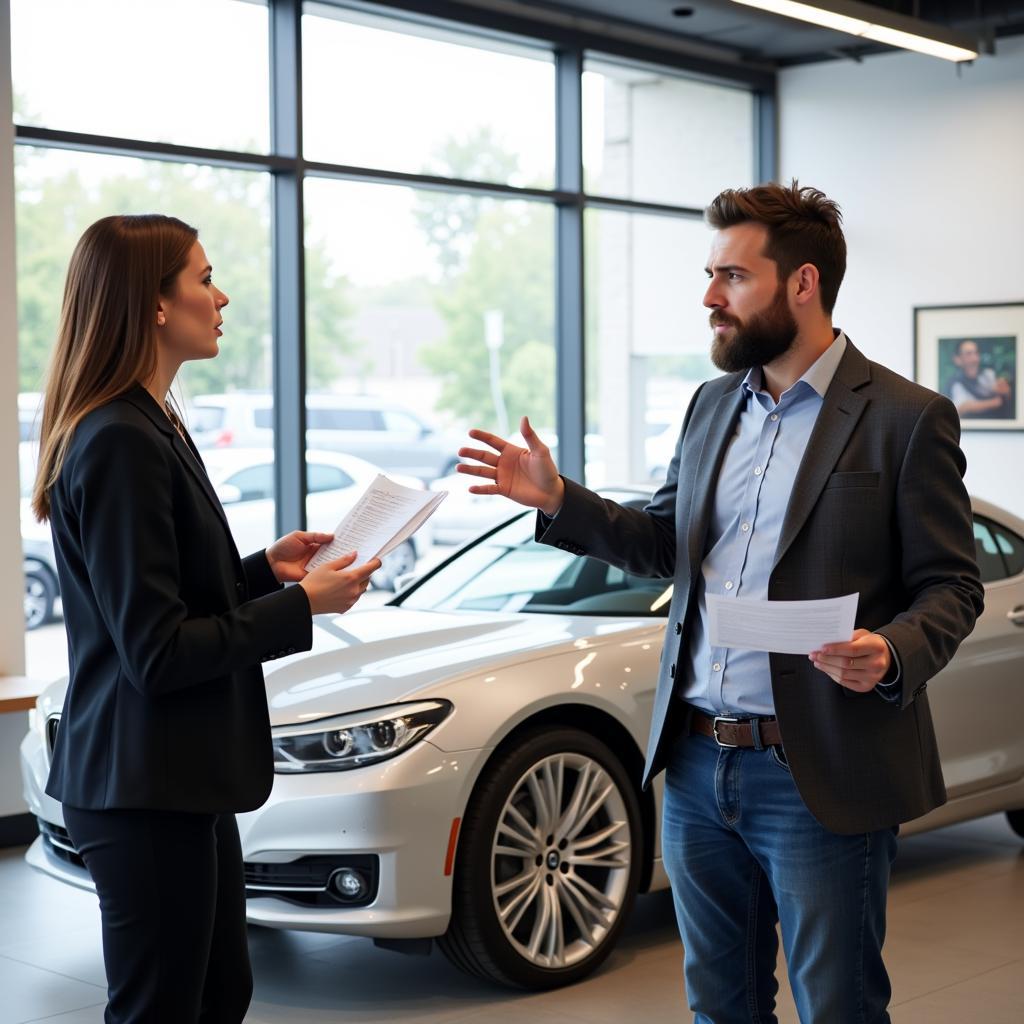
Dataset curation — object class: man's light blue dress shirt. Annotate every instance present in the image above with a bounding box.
[679,333,899,716]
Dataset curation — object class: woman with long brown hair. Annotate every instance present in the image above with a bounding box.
[34,214,380,1023]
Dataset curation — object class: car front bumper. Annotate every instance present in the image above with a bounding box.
[21,719,489,939]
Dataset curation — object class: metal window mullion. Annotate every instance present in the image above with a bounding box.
[755,88,778,185]
[271,0,307,537]
[554,47,585,484]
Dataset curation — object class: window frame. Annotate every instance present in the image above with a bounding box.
[12,0,774,543]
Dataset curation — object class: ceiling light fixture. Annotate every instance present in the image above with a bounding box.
[728,0,980,61]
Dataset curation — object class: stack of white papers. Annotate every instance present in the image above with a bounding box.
[305,475,447,571]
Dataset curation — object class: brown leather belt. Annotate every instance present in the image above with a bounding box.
[688,708,783,749]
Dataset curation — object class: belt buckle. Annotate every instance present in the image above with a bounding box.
[712,715,742,748]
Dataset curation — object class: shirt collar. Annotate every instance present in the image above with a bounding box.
[743,330,848,400]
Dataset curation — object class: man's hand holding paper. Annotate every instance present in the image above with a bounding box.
[809,629,893,693]
[707,592,892,693]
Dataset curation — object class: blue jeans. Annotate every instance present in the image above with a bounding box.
[662,732,897,1024]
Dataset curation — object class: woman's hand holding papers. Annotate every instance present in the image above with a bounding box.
[298,551,382,616]
[457,416,566,517]
[267,531,336,583]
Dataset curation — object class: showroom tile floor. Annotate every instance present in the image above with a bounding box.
[2,814,1022,1023]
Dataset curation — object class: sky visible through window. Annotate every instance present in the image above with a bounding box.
[11,0,589,289]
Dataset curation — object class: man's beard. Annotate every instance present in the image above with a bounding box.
[710,283,798,373]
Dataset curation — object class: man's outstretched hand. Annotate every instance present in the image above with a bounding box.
[457,416,565,517]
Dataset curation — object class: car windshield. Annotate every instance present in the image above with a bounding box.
[399,510,673,617]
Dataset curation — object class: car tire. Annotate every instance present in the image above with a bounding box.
[1006,809,1024,839]
[24,561,57,631]
[372,540,417,592]
[439,727,643,990]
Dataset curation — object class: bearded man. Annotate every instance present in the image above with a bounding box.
[457,181,983,1023]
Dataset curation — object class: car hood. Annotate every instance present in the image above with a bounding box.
[264,606,649,727]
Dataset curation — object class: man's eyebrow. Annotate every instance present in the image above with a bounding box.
[705,263,752,276]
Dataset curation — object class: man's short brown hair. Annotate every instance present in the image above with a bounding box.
[706,181,847,315]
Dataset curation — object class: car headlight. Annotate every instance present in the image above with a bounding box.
[272,700,453,773]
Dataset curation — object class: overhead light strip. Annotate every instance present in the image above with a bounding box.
[728,0,979,61]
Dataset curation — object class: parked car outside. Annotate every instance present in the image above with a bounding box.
[202,448,432,591]
[432,432,607,547]
[19,442,61,630]
[20,494,1024,991]
[428,469,519,546]
[18,392,43,442]
[186,392,461,483]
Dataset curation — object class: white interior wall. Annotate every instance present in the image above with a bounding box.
[778,38,1024,518]
[1,0,30,819]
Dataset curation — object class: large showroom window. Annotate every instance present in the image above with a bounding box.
[302,4,555,187]
[10,0,271,153]
[9,0,767,672]
[11,0,275,680]
[583,57,755,209]
[584,208,721,488]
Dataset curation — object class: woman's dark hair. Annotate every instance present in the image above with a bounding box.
[33,214,198,521]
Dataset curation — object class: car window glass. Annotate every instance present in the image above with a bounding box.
[253,408,273,429]
[972,518,1007,584]
[382,410,422,433]
[307,463,354,493]
[189,406,225,432]
[308,408,382,431]
[224,464,274,502]
[401,514,672,617]
[991,523,1024,577]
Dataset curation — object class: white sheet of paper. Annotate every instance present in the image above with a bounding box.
[707,592,859,655]
[305,475,447,571]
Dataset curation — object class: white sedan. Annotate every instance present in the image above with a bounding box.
[203,448,429,591]
[19,492,1024,990]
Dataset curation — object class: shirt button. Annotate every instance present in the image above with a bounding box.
[741,522,750,532]
[770,413,779,422]
[753,466,763,476]
[724,581,734,591]
[712,662,722,672]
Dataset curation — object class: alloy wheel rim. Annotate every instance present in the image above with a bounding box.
[24,578,47,628]
[490,752,632,970]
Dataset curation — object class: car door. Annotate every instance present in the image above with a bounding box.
[217,462,275,557]
[306,407,395,470]
[381,409,443,480]
[927,513,1024,798]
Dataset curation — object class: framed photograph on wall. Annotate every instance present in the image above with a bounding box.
[914,302,1024,430]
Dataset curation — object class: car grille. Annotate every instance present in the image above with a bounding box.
[37,818,85,870]
[244,854,379,908]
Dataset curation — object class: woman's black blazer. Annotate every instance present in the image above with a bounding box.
[45,385,312,813]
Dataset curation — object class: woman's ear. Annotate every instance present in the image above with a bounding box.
[156,301,167,327]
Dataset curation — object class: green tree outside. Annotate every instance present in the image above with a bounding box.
[414,131,556,431]
[15,148,353,398]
